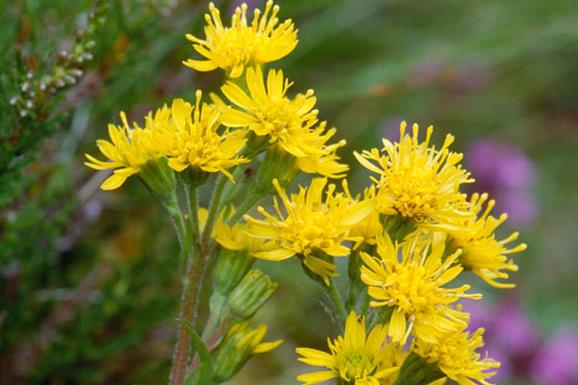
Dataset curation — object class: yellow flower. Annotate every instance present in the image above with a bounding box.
[354,121,474,230]
[414,328,500,385]
[164,92,249,180]
[213,210,271,254]
[213,321,283,381]
[184,1,298,78]
[348,185,383,247]
[244,177,373,284]
[360,233,481,344]
[296,312,404,385]
[85,108,170,190]
[449,193,526,288]
[219,66,349,178]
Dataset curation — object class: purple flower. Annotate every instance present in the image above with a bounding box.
[465,139,538,226]
[493,301,539,356]
[531,327,578,385]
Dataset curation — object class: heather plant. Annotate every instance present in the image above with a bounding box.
[83,2,528,384]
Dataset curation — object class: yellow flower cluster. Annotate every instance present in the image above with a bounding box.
[184,1,298,78]
[293,122,525,385]
[85,92,248,190]
[85,2,527,385]
[87,1,347,190]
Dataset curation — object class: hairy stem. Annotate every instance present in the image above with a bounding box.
[169,186,201,385]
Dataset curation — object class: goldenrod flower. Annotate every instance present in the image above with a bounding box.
[164,92,249,180]
[360,233,481,344]
[85,93,248,189]
[85,109,170,190]
[348,185,382,247]
[414,328,500,385]
[354,122,473,230]
[219,66,348,178]
[296,312,403,385]
[213,212,271,254]
[184,1,298,78]
[244,178,373,284]
[449,193,526,288]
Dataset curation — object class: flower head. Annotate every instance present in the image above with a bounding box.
[244,177,373,284]
[164,91,249,180]
[219,66,348,178]
[212,321,282,381]
[184,1,298,78]
[296,312,404,385]
[449,193,526,288]
[85,93,249,190]
[415,328,500,385]
[354,121,474,230]
[360,233,481,344]
[84,109,168,190]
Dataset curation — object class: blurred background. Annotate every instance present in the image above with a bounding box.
[0,0,576,384]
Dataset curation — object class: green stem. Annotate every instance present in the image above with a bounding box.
[185,184,200,248]
[201,174,227,247]
[360,289,370,317]
[226,188,263,225]
[325,278,347,327]
[163,197,186,251]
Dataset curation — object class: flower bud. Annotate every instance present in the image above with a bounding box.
[213,248,255,296]
[212,322,282,382]
[228,270,277,320]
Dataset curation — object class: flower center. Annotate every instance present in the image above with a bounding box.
[336,349,376,381]
[382,164,440,220]
[282,210,344,255]
[387,264,439,313]
[256,98,300,140]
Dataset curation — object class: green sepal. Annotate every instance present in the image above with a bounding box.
[394,352,444,385]
[382,214,415,243]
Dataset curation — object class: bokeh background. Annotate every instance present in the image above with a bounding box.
[1,0,576,384]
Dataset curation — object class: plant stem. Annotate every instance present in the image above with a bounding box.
[226,189,262,225]
[169,186,201,385]
[325,278,347,327]
[201,174,227,247]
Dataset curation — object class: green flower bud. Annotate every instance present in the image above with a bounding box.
[228,270,277,320]
[212,322,282,382]
[213,248,255,296]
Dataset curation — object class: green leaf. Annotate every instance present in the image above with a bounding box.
[177,319,214,385]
